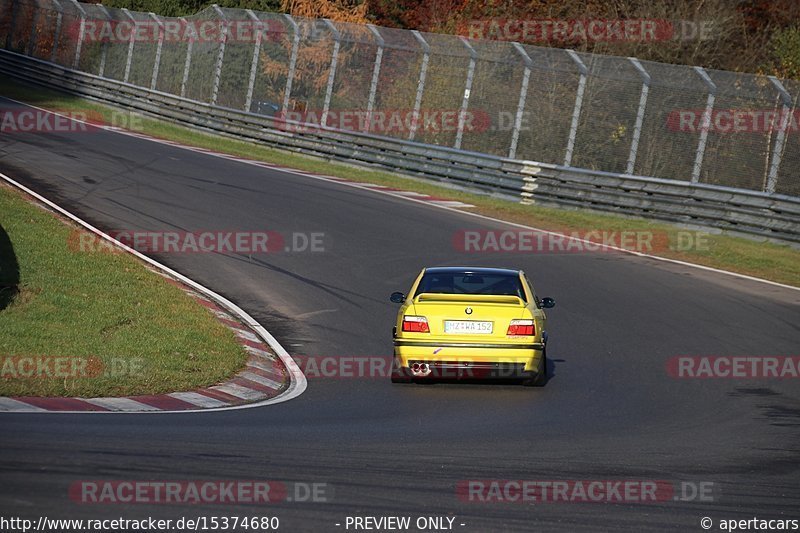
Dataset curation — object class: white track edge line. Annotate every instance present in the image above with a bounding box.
[136,136,800,294]
[0,171,307,414]
[4,95,799,296]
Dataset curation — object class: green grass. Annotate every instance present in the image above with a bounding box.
[0,184,248,397]
[2,77,799,288]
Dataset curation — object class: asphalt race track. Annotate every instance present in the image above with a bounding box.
[1,96,799,532]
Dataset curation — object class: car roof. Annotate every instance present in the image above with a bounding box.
[423,267,521,276]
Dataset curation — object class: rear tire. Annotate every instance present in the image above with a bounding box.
[523,349,548,387]
[391,364,412,383]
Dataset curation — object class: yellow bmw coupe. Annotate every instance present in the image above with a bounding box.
[390,267,554,386]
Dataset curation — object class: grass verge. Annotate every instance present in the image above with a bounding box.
[1,77,799,288]
[0,183,248,397]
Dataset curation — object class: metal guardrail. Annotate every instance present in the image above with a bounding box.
[2,49,799,244]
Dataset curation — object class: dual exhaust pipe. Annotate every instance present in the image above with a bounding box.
[410,362,432,377]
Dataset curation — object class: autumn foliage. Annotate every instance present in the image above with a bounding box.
[258,0,370,107]
[282,0,367,23]
[368,0,800,78]
[21,0,800,79]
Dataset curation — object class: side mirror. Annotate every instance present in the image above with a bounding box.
[390,292,406,304]
[540,297,555,309]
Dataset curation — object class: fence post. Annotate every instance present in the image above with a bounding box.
[692,66,716,183]
[564,49,587,167]
[27,0,39,56]
[49,0,63,63]
[121,8,136,82]
[320,19,341,128]
[281,14,299,115]
[67,0,86,69]
[149,13,164,90]
[180,17,192,97]
[243,9,263,112]
[210,5,228,106]
[454,36,477,150]
[508,42,532,159]
[366,24,384,123]
[766,76,792,194]
[96,5,111,77]
[626,57,650,175]
[409,30,430,141]
[6,0,18,51]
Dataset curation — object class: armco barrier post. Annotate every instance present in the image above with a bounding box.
[319,19,342,128]
[49,0,63,63]
[281,14,299,115]
[179,17,192,97]
[626,57,651,175]
[564,49,587,167]
[96,4,111,77]
[243,9,262,112]
[121,8,136,82]
[366,24,384,120]
[320,19,341,128]
[67,0,86,69]
[454,36,477,150]
[766,76,792,194]
[210,4,228,106]
[26,0,39,56]
[409,30,430,141]
[508,42,532,159]
[0,49,798,243]
[692,66,716,183]
[149,13,164,90]
[6,0,18,51]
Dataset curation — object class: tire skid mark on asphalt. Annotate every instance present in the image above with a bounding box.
[115,126,800,294]
[112,130,476,209]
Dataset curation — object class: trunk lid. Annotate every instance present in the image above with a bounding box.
[410,293,529,341]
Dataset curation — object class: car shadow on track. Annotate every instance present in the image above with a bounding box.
[0,223,20,310]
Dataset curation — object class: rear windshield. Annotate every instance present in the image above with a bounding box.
[415,272,526,300]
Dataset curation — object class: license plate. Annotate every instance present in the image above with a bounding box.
[444,320,493,334]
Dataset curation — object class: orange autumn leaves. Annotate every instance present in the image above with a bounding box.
[260,0,369,100]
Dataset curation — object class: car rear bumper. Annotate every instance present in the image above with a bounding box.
[393,341,544,375]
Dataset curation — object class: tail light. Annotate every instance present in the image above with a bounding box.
[402,315,429,333]
[507,319,535,336]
